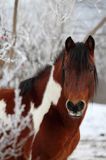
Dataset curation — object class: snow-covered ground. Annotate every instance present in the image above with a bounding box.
[69,103,106,160]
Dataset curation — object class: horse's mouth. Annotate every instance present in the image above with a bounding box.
[68,111,83,118]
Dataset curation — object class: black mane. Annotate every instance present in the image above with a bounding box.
[69,42,90,73]
[19,65,51,96]
[76,42,97,88]
[19,77,35,96]
[63,42,98,89]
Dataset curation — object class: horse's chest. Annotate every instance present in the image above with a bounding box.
[32,106,80,159]
[32,109,68,158]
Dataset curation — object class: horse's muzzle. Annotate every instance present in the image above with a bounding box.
[66,100,86,117]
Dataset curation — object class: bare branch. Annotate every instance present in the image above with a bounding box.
[12,0,19,45]
[7,0,19,71]
[83,17,106,42]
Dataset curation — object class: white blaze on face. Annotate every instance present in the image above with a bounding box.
[30,66,62,134]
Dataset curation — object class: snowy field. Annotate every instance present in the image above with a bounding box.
[69,103,106,160]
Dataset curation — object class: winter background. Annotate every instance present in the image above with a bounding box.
[0,0,106,159]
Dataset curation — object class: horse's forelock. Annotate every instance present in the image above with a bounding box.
[63,42,98,91]
[69,42,90,74]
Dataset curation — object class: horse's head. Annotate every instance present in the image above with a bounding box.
[62,36,97,118]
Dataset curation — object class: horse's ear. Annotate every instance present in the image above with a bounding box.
[85,35,95,51]
[65,37,75,52]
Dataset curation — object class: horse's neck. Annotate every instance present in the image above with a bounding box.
[28,66,52,107]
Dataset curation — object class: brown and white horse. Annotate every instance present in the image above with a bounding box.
[0,36,98,160]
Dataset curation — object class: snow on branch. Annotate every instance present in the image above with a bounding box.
[0,81,34,160]
[0,28,27,87]
[83,17,106,42]
[0,0,76,83]
[15,0,76,79]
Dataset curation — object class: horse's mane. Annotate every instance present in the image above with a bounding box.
[19,65,51,95]
[19,49,64,96]
[68,42,90,73]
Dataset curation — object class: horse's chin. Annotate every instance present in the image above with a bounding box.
[68,111,83,118]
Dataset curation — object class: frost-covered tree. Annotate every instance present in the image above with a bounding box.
[0,81,33,159]
[0,0,106,159]
[0,0,76,83]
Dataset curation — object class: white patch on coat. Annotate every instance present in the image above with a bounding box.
[30,66,62,134]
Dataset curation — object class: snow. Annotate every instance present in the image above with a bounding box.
[80,103,106,138]
[69,103,106,160]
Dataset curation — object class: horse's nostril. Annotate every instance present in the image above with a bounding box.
[66,100,74,111]
[76,100,85,111]
[66,100,86,115]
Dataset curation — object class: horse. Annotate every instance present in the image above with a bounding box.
[0,35,98,160]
